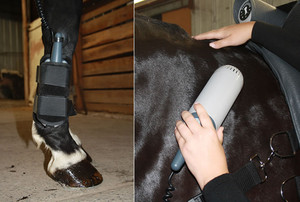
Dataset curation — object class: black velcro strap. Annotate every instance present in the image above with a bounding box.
[287,129,300,153]
[232,161,262,193]
[36,62,70,87]
[34,95,68,117]
[37,83,69,97]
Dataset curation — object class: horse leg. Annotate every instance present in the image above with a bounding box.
[31,0,102,187]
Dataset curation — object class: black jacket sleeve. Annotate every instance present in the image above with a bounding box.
[203,174,249,202]
[251,2,300,71]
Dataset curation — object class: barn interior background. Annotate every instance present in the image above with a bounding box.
[0,1,24,99]
[135,0,295,36]
[75,0,133,114]
[0,0,133,115]
[0,1,134,201]
[0,0,293,113]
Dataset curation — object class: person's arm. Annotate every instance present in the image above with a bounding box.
[193,3,300,70]
[203,174,249,202]
[252,21,300,69]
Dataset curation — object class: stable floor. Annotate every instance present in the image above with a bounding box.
[0,99,133,201]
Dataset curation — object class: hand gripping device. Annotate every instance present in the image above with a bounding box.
[163,65,244,201]
[33,33,76,126]
[171,65,244,172]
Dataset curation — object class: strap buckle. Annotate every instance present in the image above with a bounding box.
[250,153,273,183]
[270,131,297,158]
[249,130,297,184]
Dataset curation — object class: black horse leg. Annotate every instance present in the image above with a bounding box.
[32,0,102,187]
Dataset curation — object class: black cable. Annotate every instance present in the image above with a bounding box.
[35,0,54,49]
[35,0,50,30]
[162,171,176,202]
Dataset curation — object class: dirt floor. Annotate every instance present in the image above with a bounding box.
[0,99,133,201]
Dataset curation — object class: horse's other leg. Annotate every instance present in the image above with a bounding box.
[31,0,102,187]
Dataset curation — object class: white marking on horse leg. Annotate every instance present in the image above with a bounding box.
[31,121,87,175]
[48,148,87,174]
[32,121,48,149]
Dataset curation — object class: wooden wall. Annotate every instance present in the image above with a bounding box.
[136,0,294,37]
[191,0,295,35]
[28,19,43,105]
[0,17,23,75]
[75,0,134,115]
[162,7,191,35]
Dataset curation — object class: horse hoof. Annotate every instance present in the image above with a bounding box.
[51,159,103,187]
[82,147,93,162]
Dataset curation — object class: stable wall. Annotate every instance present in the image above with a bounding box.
[162,7,191,35]
[74,0,134,115]
[26,0,133,115]
[0,17,23,75]
[28,19,43,105]
[191,0,295,35]
[136,0,295,36]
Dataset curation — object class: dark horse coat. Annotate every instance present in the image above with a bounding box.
[135,15,299,202]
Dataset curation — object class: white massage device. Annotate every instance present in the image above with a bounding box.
[164,65,244,201]
[172,65,244,171]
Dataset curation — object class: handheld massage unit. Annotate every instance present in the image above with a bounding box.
[171,65,244,172]
[51,33,63,63]
[163,65,244,201]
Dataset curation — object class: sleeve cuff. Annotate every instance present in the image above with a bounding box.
[203,173,249,202]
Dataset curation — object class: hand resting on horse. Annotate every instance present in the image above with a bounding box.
[192,22,255,49]
[174,103,228,189]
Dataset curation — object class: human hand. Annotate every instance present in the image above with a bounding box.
[192,22,255,49]
[174,104,229,189]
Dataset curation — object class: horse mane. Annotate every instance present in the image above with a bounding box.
[135,14,192,43]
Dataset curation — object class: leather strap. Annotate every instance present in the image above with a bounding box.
[296,176,300,199]
[287,128,300,154]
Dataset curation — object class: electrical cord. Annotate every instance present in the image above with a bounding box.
[35,0,53,41]
[162,171,176,202]
[35,0,49,29]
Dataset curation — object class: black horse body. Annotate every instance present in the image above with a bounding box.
[135,15,298,201]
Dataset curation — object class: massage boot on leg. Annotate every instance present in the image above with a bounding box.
[32,0,102,187]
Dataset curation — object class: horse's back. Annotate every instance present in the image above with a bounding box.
[135,15,296,202]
